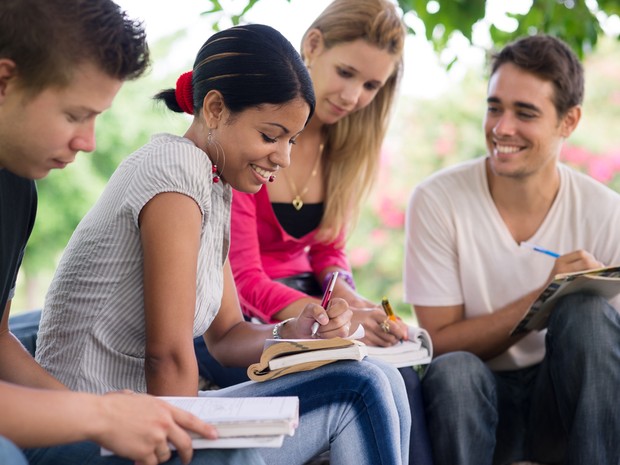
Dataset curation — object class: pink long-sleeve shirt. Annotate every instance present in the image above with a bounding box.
[230,186,351,323]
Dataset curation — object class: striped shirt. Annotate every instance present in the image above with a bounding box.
[36,133,231,394]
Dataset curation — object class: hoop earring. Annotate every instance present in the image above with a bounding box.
[207,130,226,183]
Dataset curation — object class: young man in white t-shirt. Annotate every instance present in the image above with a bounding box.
[404,34,620,465]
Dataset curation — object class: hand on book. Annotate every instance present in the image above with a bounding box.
[511,262,620,335]
[350,308,409,346]
[96,390,218,463]
[285,297,353,339]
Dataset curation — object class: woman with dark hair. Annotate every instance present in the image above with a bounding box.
[35,24,411,465]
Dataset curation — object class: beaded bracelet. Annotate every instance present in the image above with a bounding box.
[322,270,356,293]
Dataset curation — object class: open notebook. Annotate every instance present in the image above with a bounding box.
[101,396,298,455]
[511,265,620,335]
[366,325,433,367]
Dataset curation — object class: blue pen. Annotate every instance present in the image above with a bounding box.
[520,241,560,258]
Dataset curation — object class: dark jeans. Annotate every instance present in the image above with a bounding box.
[422,293,620,465]
[9,308,42,356]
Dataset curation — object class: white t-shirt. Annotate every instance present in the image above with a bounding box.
[404,156,620,371]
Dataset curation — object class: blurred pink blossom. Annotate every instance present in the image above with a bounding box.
[561,145,591,164]
[348,247,373,267]
[376,197,405,228]
[588,157,616,183]
[371,229,389,244]
[434,123,457,157]
[560,145,620,184]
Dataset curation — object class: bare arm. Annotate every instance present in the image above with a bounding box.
[273,296,321,321]
[0,301,66,390]
[206,260,353,367]
[415,293,536,361]
[1,291,217,464]
[416,249,603,360]
[140,192,202,396]
[0,382,218,464]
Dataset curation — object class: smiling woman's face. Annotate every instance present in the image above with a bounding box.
[212,97,311,193]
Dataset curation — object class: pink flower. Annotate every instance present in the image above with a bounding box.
[588,157,615,183]
[348,247,373,267]
[376,197,405,228]
[561,145,591,165]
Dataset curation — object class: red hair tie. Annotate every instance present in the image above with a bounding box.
[175,71,194,115]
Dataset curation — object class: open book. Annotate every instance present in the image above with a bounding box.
[511,265,620,336]
[248,337,368,382]
[101,396,299,455]
[366,325,433,367]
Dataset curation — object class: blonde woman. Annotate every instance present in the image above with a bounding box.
[195,1,434,464]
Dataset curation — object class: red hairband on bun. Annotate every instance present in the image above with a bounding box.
[175,71,194,115]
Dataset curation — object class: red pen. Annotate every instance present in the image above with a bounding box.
[311,271,339,336]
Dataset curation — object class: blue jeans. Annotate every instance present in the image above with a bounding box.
[202,358,411,465]
[11,311,410,464]
[422,293,620,465]
[24,359,409,465]
[24,443,263,464]
[0,436,28,465]
[8,309,41,356]
[195,337,434,465]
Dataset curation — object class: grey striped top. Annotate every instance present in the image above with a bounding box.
[35,133,232,394]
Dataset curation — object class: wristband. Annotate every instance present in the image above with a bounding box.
[322,271,355,292]
[272,317,295,339]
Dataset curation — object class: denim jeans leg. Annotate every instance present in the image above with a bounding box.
[492,366,538,465]
[24,441,265,465]
[193,335,250,387]
[0,436,28,465]
[422,351,497,465]
[204,358,411,465]
[398,366,434,465]
[528,293,620,465]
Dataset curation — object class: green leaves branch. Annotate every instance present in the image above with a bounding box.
[202,0,620,59]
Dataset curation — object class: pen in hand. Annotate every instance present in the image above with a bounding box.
[311,271,339,337]
[521,241,560,258]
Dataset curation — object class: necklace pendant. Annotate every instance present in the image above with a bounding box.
[292,196,303,211]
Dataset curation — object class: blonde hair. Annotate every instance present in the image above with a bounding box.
[301,0,406,243]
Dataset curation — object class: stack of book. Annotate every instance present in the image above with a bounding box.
[367,325,433,367]
[247,324,433,382]
[102,396,299,454]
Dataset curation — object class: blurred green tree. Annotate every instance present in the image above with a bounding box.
[203,0,620,59]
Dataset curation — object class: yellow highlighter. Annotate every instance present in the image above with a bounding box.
[381,297,397,322]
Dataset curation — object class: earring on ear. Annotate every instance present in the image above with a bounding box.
[207,130,225,183]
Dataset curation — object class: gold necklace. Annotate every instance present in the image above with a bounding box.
[286,144,323,211]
